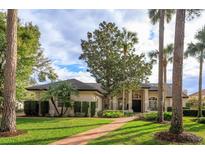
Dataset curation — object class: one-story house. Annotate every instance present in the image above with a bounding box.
[27,78,189,116]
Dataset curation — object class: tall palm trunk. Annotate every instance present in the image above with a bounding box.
[163,57,167,112]
[158,9,165,123]
[198,50,203,117]
[0,9,17,132]
[122,46,127,113]
[170,9,185,134]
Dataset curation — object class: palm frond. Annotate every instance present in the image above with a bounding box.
[165,9,175,23]
[185,42,200,58]
[148,9,160,25]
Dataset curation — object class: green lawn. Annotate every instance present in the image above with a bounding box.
[0,117,112,145]
[89,117,205,145]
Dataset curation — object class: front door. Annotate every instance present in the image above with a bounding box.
[132,100,141,112]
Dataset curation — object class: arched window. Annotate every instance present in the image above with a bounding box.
[149,97,158,111]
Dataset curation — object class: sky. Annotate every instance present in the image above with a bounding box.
[18,9,205,95]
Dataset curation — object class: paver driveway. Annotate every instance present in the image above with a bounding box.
[51,116,137,145]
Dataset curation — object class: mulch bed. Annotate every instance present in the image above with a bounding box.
[155,131,202,144]
[0,130,26,138]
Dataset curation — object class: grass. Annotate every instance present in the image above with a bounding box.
[0,117,112,145]
[88,117,205,145]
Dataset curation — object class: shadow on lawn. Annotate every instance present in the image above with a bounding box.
[24,121,119,131]
[0,136,67,145]
[16,117,60,124]
[89,122,167,145]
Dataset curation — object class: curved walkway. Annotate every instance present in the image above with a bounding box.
[50,116,137,145]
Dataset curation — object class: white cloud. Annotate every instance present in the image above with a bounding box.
[18,10,205,93]
[53,65,96,83]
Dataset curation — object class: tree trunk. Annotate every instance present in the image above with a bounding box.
[0,10,17,132]
[198,50,203,118]
[169,9,185,134]
[163,61,167,111]
[158,9,165,123]
[51,97,60,116]
[122,85,125,112]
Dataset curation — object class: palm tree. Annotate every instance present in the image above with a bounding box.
[169,9,186,134]
[185,26,205,118]
[119,28,138,112]
[169,9,202,134]
[148,44,173,110]
[148,9,175,122]
[0,10,18,132]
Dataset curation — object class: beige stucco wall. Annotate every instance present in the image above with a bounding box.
[33,90,103,117]
[147,91,188,111]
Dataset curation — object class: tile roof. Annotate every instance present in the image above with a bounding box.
[26,79,105,94]
[27,79,188,98]
[189,89,205,97]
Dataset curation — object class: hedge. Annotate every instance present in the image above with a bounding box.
[24,101,39,116]
[74,101,81,114]
[102,110,124,118]
[40,101,49,116]
[167,107,190,112]
[142,112,172,121]
[183,109,205,117]
[82,101,89,117]
[167,107,205,117]
[91,102,96,117]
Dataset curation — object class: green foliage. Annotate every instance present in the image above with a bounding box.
[40,101,49,116]
[44,81,78,116]
[142,112,172,121]
[183,109,205,117]
[89,117,205,145]
[82,101,89,117]
[148,9,175,25]
[91,102,96,117]
[24,101,39,116]
[80,21,151,96]
[124,111,134,117]
[74,101,81,114]
[0,12,57,101]
[148,43,173,65]
[97,111,103,117]
[197,117,205,124]
[102,110,124,118]
[0,117,112,145]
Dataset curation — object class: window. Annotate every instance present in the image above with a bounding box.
[149,97,157,111]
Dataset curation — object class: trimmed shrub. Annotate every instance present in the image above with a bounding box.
[183,110,198,116]
[91,102,96,117]
[143,112,158,121]
[143,112,172,121]
[164,112,172,121]
[197,117,205,124]
[124,111,134,117]
[74,101,81,114]
[97,111,103,117]
[102,110,124,118]
[40,101,49,116]
[82,101,89,117]
[167,107,190,112]
[24,101,39,116]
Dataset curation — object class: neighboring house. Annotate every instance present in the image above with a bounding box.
[189,89,205,99]
[27,79,188,117]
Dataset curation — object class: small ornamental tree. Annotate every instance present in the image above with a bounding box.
[43,81,78,117]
